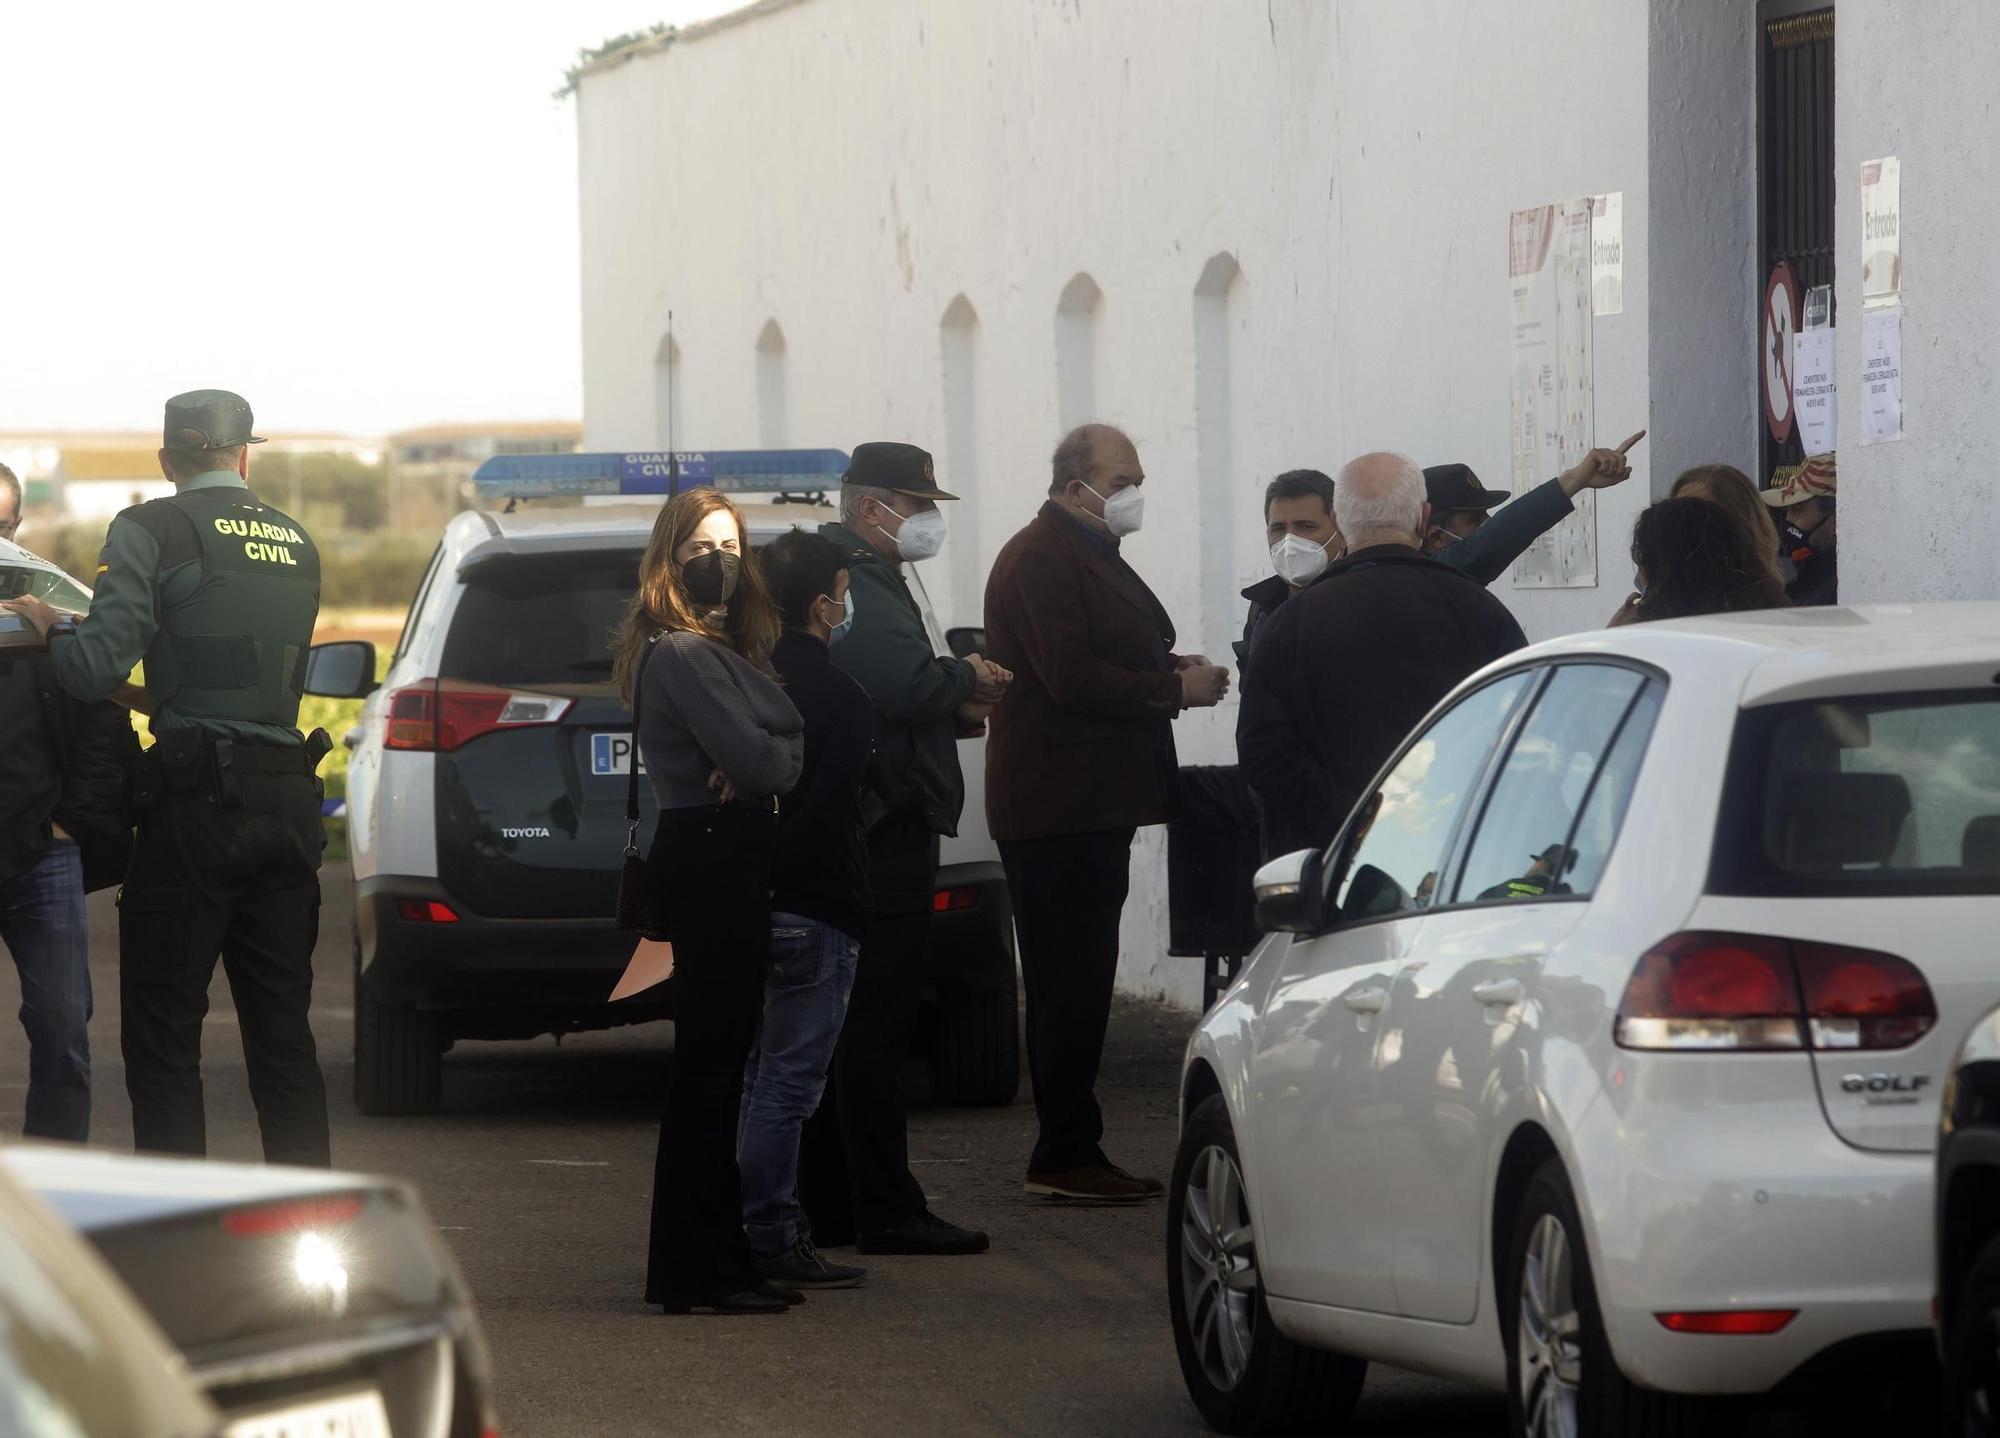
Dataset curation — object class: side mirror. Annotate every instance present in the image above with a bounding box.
[304,640,378,699]
[946,626,986,660]
[1252,848,1324,934]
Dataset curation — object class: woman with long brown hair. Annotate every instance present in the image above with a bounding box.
[618,488,804,1315]
[1609,463,1786,625]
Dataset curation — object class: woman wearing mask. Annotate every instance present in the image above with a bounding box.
[1608,496,1787,627]
[615,488,804,1316]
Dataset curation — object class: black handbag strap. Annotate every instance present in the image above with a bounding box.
[624,635,657,858]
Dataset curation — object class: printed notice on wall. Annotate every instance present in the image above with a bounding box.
[1861,307,1904,444]
[1590,192,1623,317]
[1862,157,1902,309]
[1509,200,1597,588]
[1792,328,1837,456]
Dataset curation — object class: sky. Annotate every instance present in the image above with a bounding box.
[0,0,741,437]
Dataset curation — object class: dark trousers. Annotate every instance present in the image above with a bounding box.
[1000,828,1134,1176]
[0,840,92,1142]
[799,815,935,1239]
[120,766,329,1167]
[644,802,776,1305]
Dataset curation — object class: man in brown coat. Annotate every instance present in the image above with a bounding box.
[984,424,1230,1202]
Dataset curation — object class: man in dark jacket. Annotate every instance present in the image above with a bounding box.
[0,519,139,1140]
[740,531,874,1292]
[812,441,1008,1257]
[986,424,1230,1203]
[1239,452,1528,860]
[1238,443,1638,671]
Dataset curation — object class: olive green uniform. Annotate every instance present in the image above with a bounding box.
[50,468,333,1166]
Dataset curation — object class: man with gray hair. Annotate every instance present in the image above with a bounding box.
[0,463,22,544]
[1237,451,1527,858]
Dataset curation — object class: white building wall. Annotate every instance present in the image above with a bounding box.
[1836,0,1999,603]
[578,0,1658,1005]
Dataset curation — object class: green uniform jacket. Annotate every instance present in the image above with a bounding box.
[49,471,310,747]
[818,521,977,838]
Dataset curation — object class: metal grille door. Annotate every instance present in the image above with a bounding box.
[1759,8,1836,482]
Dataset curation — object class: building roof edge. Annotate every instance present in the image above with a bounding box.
[579,0,817,84]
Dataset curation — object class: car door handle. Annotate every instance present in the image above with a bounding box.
[1473,978,1526,1008]
[1343,987,1390,1015]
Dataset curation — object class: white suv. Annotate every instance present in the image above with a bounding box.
[308,500,1017,1115]
[1172,603,2000,1434]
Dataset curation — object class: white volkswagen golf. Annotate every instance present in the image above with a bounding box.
[1172,602,2000,1436]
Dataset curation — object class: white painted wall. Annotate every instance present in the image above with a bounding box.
[577,0,1659,1005]
[1835,1,1998,603]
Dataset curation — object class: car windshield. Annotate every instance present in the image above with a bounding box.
[0,557,91,615]
[1712,690,2000,897]
[441,553,639,687]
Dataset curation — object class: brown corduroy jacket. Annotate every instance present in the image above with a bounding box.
[982,502,1186,842]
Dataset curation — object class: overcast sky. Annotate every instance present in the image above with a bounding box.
[0,0,739,437]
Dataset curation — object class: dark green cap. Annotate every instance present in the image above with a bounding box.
[843,441,958,500]
[163,389,266,452]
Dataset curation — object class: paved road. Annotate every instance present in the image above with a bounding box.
[0,861,1512,1436]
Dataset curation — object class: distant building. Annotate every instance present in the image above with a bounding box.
[385,421,582,526]
[0,431,381,524]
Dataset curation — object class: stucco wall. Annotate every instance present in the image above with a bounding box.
[1835,1,1998,602]
[577,0,1655,1005]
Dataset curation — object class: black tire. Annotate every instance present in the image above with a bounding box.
[1504,1158,1702,1438]
[1167,1095,1366,1435]
[352,929,442,1116]
[1943,1232,2000,1436]
[926,964,1021,1107]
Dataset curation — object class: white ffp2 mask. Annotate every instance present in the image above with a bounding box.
[1083,481,1145,537]
[879,507,948,561]
[1270,534,1334,586]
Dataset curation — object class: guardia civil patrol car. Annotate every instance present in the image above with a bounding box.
[305,451,1019,1115]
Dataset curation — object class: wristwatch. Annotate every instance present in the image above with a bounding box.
[45,617,78,642]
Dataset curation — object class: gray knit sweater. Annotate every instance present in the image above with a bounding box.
[638,631,804,810]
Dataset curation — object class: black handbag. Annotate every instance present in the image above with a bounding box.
[615,638,661,937]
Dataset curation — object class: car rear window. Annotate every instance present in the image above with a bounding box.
[441,553,639,687]
[1711,690,2000,897]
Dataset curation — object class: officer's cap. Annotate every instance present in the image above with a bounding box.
[843,441,958,501]
[1423,463,1512,515]
[163,389,267,452]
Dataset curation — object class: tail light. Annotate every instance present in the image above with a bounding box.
[383,679,573,752]
[1655,1309,1796,1335]
[397,898,460,924]
[933,886,979,913]
[222,1195,364,1236]
[1616,932,1935,1053]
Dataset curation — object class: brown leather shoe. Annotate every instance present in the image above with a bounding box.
[1024,1162,1156,1202]
[1104,1160,1165,1196]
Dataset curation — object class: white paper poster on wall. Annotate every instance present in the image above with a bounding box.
[1861,307,1904,444]
[1862,156,1902,309]
[1792,328,1837,457]
[1509,200,1597,589]
[1590,192,1623,317]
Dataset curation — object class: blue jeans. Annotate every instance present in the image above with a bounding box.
[739,913,859,1262]
[0,841,91,1142]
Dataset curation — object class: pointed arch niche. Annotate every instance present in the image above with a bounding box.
[940,294,982,621]
[1193,253,1243,663]
[653,331,683,450]
[1055,272,1103,433]
[755,320,789,448]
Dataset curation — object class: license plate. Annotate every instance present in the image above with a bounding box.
[591,731,644,776]
[225,1390,390,1438]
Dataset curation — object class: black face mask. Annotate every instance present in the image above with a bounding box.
[682,550,741,607]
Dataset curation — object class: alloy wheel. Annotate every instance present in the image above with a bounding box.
[1179,1144,1260,1392]
[1517,1213,1583,1438]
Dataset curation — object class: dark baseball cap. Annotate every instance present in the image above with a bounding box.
[163,389,266,451]
[1423,463,1510,514]
[843,441,958,501]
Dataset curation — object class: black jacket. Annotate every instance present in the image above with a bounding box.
[1788,550,1838,607]
[1238,545,1527,859]
[1235,477,1574,671]
[26,649,139,891]
[769,630,877,941]
[819,522,976,841]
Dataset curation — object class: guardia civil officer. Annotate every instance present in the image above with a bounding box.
[4,390,333,1167]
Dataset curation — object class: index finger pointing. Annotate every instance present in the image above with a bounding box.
[1616,429,1647,455]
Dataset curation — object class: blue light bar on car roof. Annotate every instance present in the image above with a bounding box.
[471,449,851,500]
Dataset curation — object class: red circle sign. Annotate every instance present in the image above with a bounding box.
[1763,262,1801,444]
